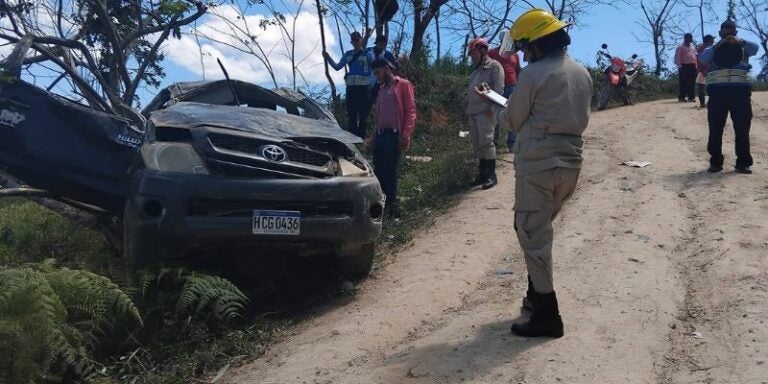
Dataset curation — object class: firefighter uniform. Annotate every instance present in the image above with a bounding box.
[498,51,592,294]
[467,56,505,161]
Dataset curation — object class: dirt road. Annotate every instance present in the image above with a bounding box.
[225,95,768,384]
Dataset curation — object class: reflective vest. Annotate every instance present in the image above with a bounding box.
[707,45,752,87]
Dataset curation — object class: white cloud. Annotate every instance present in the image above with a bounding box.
[163,4,347,88]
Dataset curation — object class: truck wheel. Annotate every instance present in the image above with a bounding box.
[122,208,156,271]
[338,243,375,279]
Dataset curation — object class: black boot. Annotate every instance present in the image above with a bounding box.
[521,275,537,311]
[482,159,497,190]
[470,161,486,187]
[511,291,564,338]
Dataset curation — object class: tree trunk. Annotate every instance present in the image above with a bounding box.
[434,12,441,62]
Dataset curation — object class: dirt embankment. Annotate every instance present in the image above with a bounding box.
[225,94,768,384]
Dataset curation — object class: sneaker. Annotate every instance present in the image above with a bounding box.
[708,165,723,173]
[736,167,753,174]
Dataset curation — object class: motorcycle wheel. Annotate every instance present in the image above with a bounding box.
[598,84,613,110]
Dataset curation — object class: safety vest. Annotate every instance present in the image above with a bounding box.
[707,44,752,87]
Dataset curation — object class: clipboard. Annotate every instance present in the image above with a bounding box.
[481,89,508,107]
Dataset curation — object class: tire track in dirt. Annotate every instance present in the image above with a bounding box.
[223,95,768,384]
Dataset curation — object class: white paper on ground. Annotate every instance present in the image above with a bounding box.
[621,161,652,168]
[459,131,470,138]
[405,155,433,163]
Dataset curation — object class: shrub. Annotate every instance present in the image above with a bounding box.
[0,261,141,383]
[0,200,108,269]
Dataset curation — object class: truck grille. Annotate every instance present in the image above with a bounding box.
[187,199,354,218]
[208,133,331,167]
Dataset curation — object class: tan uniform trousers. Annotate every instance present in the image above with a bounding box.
[514,167,580,294]
[468,112,497,160]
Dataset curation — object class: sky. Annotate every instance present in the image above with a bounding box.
[1,0,760,104]
[148,0,758,103]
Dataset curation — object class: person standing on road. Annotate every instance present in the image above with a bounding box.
[466,37,504,190]
[698,20,759,174]
[324,32,376,139]
[366,58,417,219]
[488,36,522,150]
[675,33,698,103]
[696,35,716,108]
[490,9,592,338]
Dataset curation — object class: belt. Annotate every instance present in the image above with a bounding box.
[377,128,398,135]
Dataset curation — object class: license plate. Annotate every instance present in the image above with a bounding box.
[252,210,301,235]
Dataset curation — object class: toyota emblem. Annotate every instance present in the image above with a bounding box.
[260,145,288,162]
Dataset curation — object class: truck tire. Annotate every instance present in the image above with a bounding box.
[122,206,156,270]
[338,243,375,279]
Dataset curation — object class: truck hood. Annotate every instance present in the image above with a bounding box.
[148,102,362,144]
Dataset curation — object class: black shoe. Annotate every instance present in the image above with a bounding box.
[511,291,564,338]
[482,160,497,190]
[736,167,753,174]
[678,99,686,103]
[522,275,537,311]
[708,165,723,173]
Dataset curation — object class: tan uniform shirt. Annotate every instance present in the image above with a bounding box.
[498,52,593,176]
[466,56,505,116]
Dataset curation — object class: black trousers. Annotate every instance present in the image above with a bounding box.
[679,64,697,101]
[372,130,401,211]
[346,85,372,139]
[707,87,753,169]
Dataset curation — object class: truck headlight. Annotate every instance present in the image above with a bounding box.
[141,143,209,174]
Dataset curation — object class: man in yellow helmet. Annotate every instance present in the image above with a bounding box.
[482,9,592,338]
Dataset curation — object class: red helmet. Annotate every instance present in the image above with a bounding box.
[468,37,490,52]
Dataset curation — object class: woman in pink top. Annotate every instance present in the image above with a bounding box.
[675,33,698,102]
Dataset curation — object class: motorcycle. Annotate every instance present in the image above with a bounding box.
[597,47,644,110]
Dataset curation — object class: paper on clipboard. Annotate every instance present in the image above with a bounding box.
[481,89,508,107]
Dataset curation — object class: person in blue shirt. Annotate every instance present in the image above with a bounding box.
[698,19,760,174]
[324,32,376,139]
[368,35,399,103]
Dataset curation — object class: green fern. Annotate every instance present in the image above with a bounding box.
[139,268,249,324]
[0,261,142,383]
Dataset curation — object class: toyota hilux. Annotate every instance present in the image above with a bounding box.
[0,76,384,277]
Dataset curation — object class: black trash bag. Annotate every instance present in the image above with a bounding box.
[375,0,399,23]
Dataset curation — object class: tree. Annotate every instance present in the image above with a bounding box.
[520,0,612,24]
[444,0,516,44]
[191,1,281,88]
[0,1,210,244]
[682,0,715,41]
[410,0,449,59]
[0,0,210,124]
[738,0,768,80]
[637,0,680,76]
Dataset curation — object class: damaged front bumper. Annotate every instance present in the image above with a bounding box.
[124,170,385,262]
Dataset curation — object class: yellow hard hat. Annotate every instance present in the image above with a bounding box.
[510,9,569,44]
